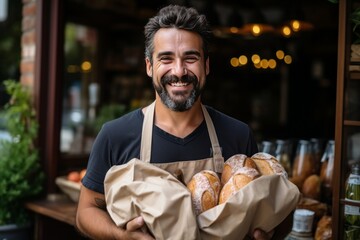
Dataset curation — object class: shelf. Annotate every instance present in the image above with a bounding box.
[25,194,77,226]
[340,198,360,207]
[350,71,360,79]
[351,57,360,63]
[344,120,360,126]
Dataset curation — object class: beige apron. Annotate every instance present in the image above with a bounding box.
[105,101,223,240]
[141,101,224,184]
[104,101,301,240]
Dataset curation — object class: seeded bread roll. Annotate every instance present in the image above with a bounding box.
[251,152,288,178]
[221,154,258,186]
[187,170,221,215]
[219,167,260,204]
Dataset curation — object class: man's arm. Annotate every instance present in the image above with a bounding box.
[76,185,154,240]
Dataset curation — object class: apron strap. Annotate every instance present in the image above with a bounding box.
[140,101,155,163]
[201,105,224,173]
[140,101,224,173]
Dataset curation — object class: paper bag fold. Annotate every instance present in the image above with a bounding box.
[104,158,201,240]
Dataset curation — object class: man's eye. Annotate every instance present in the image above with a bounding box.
[186,57,198,63]
[160,57,172,63]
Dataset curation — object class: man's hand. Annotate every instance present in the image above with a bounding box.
[124,216,155,240]
[252,228,275,240]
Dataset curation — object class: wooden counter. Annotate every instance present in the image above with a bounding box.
[25,194,86,240]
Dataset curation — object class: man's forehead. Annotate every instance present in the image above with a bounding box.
[153,28,203,54]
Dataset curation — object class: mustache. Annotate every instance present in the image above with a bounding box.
[161,74,198,85]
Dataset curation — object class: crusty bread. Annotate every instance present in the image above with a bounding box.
[315,215,332,240]
[187,170,221,215]
[221,154,258,186]
[219,167,260,204]
[302,174,321,200]
[251,152,288,178]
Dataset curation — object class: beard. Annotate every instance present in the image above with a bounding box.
[153,74,203,112]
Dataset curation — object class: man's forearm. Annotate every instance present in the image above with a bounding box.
[76,206,123,239]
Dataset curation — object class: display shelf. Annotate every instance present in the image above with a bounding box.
[349,71,360,79]
[340,198,360,207]
[344,120,360,127]
[334,0,360,238]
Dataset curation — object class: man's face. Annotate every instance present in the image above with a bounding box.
[146,28,209,111]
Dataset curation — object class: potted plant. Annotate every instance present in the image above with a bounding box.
[0,80,44,239]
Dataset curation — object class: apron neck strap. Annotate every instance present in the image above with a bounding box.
[140,101,224,173]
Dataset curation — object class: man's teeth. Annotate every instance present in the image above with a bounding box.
[170,82,188,87]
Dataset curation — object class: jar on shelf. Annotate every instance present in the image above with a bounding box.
[292,140,316,182]
[285,209,315,240]
[275,139,292,177]
[344,163,360,239]
[319,140,334,204]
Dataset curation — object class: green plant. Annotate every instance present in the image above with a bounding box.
[351,7,360,43]
[93,104,128,133]
[0,80,44,225]
[328,0,360,43]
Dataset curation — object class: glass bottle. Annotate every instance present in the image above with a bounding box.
[310,138,323,175]
[319,140,334,204]
[292,140,315,182]
[260,140,275,155]
[344,163,360,239]
[275,139,292,177]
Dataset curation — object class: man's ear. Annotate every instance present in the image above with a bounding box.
[146,58,152,77]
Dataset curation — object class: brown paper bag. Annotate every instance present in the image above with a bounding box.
[104,158,201,240]
[198,175,300,240]
[105,159,300,240]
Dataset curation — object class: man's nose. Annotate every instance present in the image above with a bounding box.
[172,62,187,77]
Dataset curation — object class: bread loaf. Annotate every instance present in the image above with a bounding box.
[187,170,221,215]
[219,167,260,204]
[221,154,258,185]
[302,174,321,200]
[315,215,332,240]
[251,152,288,178]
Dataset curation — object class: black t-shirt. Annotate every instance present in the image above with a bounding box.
[82,106,258,194]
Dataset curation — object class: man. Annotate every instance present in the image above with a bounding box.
[76,5,285,239]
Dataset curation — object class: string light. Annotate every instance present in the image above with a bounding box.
[230,50,292,70]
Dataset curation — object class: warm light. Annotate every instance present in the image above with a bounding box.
[254,62,261,69]
[284,55,292,64]
[230,27,239,34]
[268,59,277,69]
[252,24,261,36]
[238,55,248,65]
[230,57,239,67]
[251,54,260,64]
[260,59,269,69]
[282,26,292,37]
[81,61,92,71]
[291,20,301,32]
[276,50,285,60]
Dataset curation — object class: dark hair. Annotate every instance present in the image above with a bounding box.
[144,5,212,64]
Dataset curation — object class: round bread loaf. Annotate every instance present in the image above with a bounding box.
[302,174,321,200]
[219,167,260,204]
[221,154,258,186]
[251,152,288,178]
[187,170,221,215]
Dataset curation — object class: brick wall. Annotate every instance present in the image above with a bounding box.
[21,0,36,87]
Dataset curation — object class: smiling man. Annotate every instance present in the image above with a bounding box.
[76,5,279,240]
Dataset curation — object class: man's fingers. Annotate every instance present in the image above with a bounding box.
[253,228,275,240]
[126,216,144,232]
